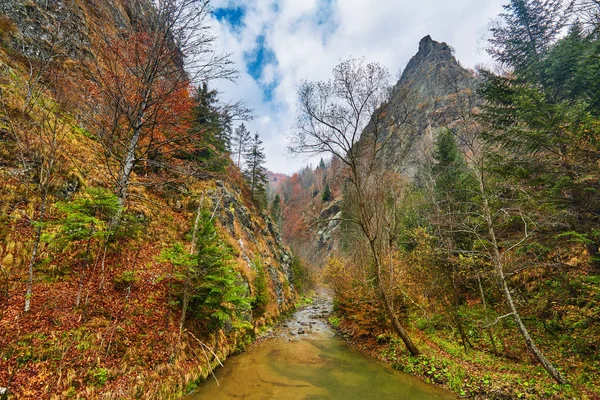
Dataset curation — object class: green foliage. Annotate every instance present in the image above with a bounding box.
[55,187,120,243]
[177,83,232,173]
[487,0,570,77]
[112,270,138,290]
[161,209,252,330]
[291,254,312,294]
[44,187,121,259]
[251,258,270,316]
[321,183,332,202]
[89,367,109,387]
[232,123,252,169]
[244,133,268,208]
[270,194,282,228]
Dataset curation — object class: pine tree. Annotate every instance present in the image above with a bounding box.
[179,83,232,173]
[244,133,268,207]
[321,183,332,202]
[488,0,572,77]
[161,208,251,331]
[231,123,252,169]
[270,194,282,230]
[318,157,326,170]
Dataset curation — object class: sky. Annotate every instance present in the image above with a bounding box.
[208,0,507,174]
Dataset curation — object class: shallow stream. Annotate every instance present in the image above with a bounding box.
[188,295,456,400]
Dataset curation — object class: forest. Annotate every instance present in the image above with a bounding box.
[272,0,600,398]
[0,0,598,398]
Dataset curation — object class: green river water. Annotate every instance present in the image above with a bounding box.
[188,295,456,400]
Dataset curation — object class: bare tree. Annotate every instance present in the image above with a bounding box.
[82,0,237,209]
[575,0,600,33]
[449,104,567,384]
[290,58,420,355]
[0,14,70,312]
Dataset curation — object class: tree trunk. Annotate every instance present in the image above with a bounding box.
[24,191,47,312]
[478,173,566,384]
[477,272,498,354]
[372,242,420,356]
[180,196,205,334]
[116,125,142,207]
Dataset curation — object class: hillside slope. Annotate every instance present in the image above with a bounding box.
[0,1,295,398]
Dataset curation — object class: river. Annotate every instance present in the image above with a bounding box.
[188,294,456,400]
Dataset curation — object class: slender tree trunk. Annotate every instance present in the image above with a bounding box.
[371,240,420,356]
[179,284,190,335]
[117,125,142,207]
[477,272,498,354]
[76,222,95,308]
[477,172,566,384]
[180,195,205,334]
[24,190,47,312]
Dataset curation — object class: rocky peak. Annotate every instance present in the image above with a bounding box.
[398,35,463,90]
[378,36,477,177]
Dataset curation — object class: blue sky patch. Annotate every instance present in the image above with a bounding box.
[213,7,245,29]
[244,34,279,102]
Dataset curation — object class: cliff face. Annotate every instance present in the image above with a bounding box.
[0,1,295,398]
[306,36,476,254]
[380,35,477,177]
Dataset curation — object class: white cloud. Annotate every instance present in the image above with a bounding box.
[209,0,506,174]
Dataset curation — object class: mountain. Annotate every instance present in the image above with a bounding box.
[280,36,478,257]
[379,35,477,177]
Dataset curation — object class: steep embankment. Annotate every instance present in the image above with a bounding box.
[0,1,295,398]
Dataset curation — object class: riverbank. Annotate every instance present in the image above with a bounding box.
[188,292,457,399]
[332,313,597,400]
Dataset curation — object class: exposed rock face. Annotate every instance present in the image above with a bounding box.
[380,35,477,177]
[209,182,295,313]
[0,0,90,58]
[309,36,477,254]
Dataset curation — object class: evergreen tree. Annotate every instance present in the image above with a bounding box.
[178,83,232,173]
[244,133,268,207]
[318,157,326,170]
[488,0,571,77]
[321,183,332,202]
[161,208,251,331]
[270,194,283,230]
[231,123,252,169]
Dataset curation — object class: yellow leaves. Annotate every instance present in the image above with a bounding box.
[2,252,13,267]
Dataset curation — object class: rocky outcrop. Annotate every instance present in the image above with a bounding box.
[315,198,343,251]
[379,35,477,177]
[208,181,295,314]
[0,0,90,58]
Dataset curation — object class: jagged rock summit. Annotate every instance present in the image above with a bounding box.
[381,35,477,176]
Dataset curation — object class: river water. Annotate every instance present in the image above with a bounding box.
[188,294,456,400]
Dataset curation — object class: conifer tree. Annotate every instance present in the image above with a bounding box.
[488,0,572,77]
[231,123,252,169]
[161,207,251,332]
[321,183,332,202]
[179,83,232,173]
[318,157,326,170]
[244,133,268,207]
[270,194,283,230]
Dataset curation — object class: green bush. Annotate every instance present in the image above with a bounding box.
[112,270,138,290]
[89,367,109,387]
[251,258,270,316]
[161,208,252,331]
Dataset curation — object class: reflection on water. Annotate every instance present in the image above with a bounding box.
[188,296,456,400]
